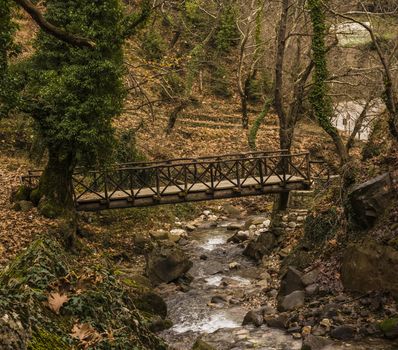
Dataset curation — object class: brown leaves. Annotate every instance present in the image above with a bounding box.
[71,323,103,349]
[47,292,69,314]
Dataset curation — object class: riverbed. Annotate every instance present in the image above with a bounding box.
[157,214,398,350]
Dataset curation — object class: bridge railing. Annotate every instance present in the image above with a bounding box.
[70,152,310,204]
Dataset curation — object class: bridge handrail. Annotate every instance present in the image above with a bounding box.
[92,152,310,172]
[22,150,289,176]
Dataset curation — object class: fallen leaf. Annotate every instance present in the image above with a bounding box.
[48,292,69,314]
[71,322,102,341]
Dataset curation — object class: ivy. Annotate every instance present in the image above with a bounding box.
[308,0,335,136]
[23,0,126,167]
[0,0,19,117]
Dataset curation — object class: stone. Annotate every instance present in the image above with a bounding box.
[292,333,302,339]
[211,295,227,304]
[242,310,263,327]
[330,325,356,340]
[341,242,398,297]
[260,304,275,316]
[16,200,34,212]
[228,223,245,231]
[347,172,395,229]
[169,229,187,243]
[227,231,250,243]
[301,334,333,350]
[264,314,288,329]
[302,326,312,336]
[263,219,271,227]
[379,318,398,339]
[243,231,276,261]
[146,245,193,285]
[185,224,196,232]
[301,269,320,286]
[192,338,216,350]
[305,284,319,296]
[203,210,212,216]
[228,262,240,269]
[133,292,168,318]
[200,254,208,260]
[278,291,305,311]
[319,318,332,329]
[256,279,268,288]
[321,304,338,318]
[288,222,297,228]
[148,316,173,332]
[223,204,241,218]
[279,266,304,297]
[150,230,169,241]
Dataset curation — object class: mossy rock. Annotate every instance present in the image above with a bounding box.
[379,318,398,339]
[13,185,32,202]
[192,339,216,350]
[148,316,173,332]
[30,188,42,206]
[38,199,61,219]
[133,292,168,319]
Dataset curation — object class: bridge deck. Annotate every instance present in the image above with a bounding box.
[76,175,307,211]
[21,150,320,211]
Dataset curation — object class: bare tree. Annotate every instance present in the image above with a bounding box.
[326,1,398,141]
[236,0,265,129]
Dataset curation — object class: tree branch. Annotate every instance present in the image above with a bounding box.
[14,0,95,48]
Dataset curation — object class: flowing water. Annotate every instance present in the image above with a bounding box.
[159,217,398,350]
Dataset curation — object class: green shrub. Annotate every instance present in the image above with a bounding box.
[210,65,232,98]
[141,30,166,61]
[114,129,147,164]
[247,71,273,103]
[214,5,238,53]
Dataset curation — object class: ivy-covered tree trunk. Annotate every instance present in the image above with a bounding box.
[308,0,349,164]
[22,0,127,247]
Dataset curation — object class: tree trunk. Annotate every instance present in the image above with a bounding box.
[166,100,189,134]
[38,147,77,248]
[241,93,249,129]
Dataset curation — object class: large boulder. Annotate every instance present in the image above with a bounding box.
[243,231,276,260]
[133,292,168,319]
[279,266,304,297]
[278,290,305,311]
[146,244,193,285]
[341,242,398,297]
[346,172,396,229]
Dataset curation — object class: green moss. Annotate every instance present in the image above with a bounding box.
[122,278,141,288]
[38,200,61,219]
[28,328,69,350]
[13,185,32,202]
[30,188,42,206]
[379,318,398,334]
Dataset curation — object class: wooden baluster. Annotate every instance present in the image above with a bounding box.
[236,160,240,189]
[210,163,214,191]
[156,167,160,198]
[103,170,109,207]
[258,158,264,185]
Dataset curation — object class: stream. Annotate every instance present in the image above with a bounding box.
[158,214,398,350]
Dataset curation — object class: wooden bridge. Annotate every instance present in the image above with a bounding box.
[21,150,326,212]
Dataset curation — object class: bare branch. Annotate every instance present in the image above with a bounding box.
[14,0,95,48]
